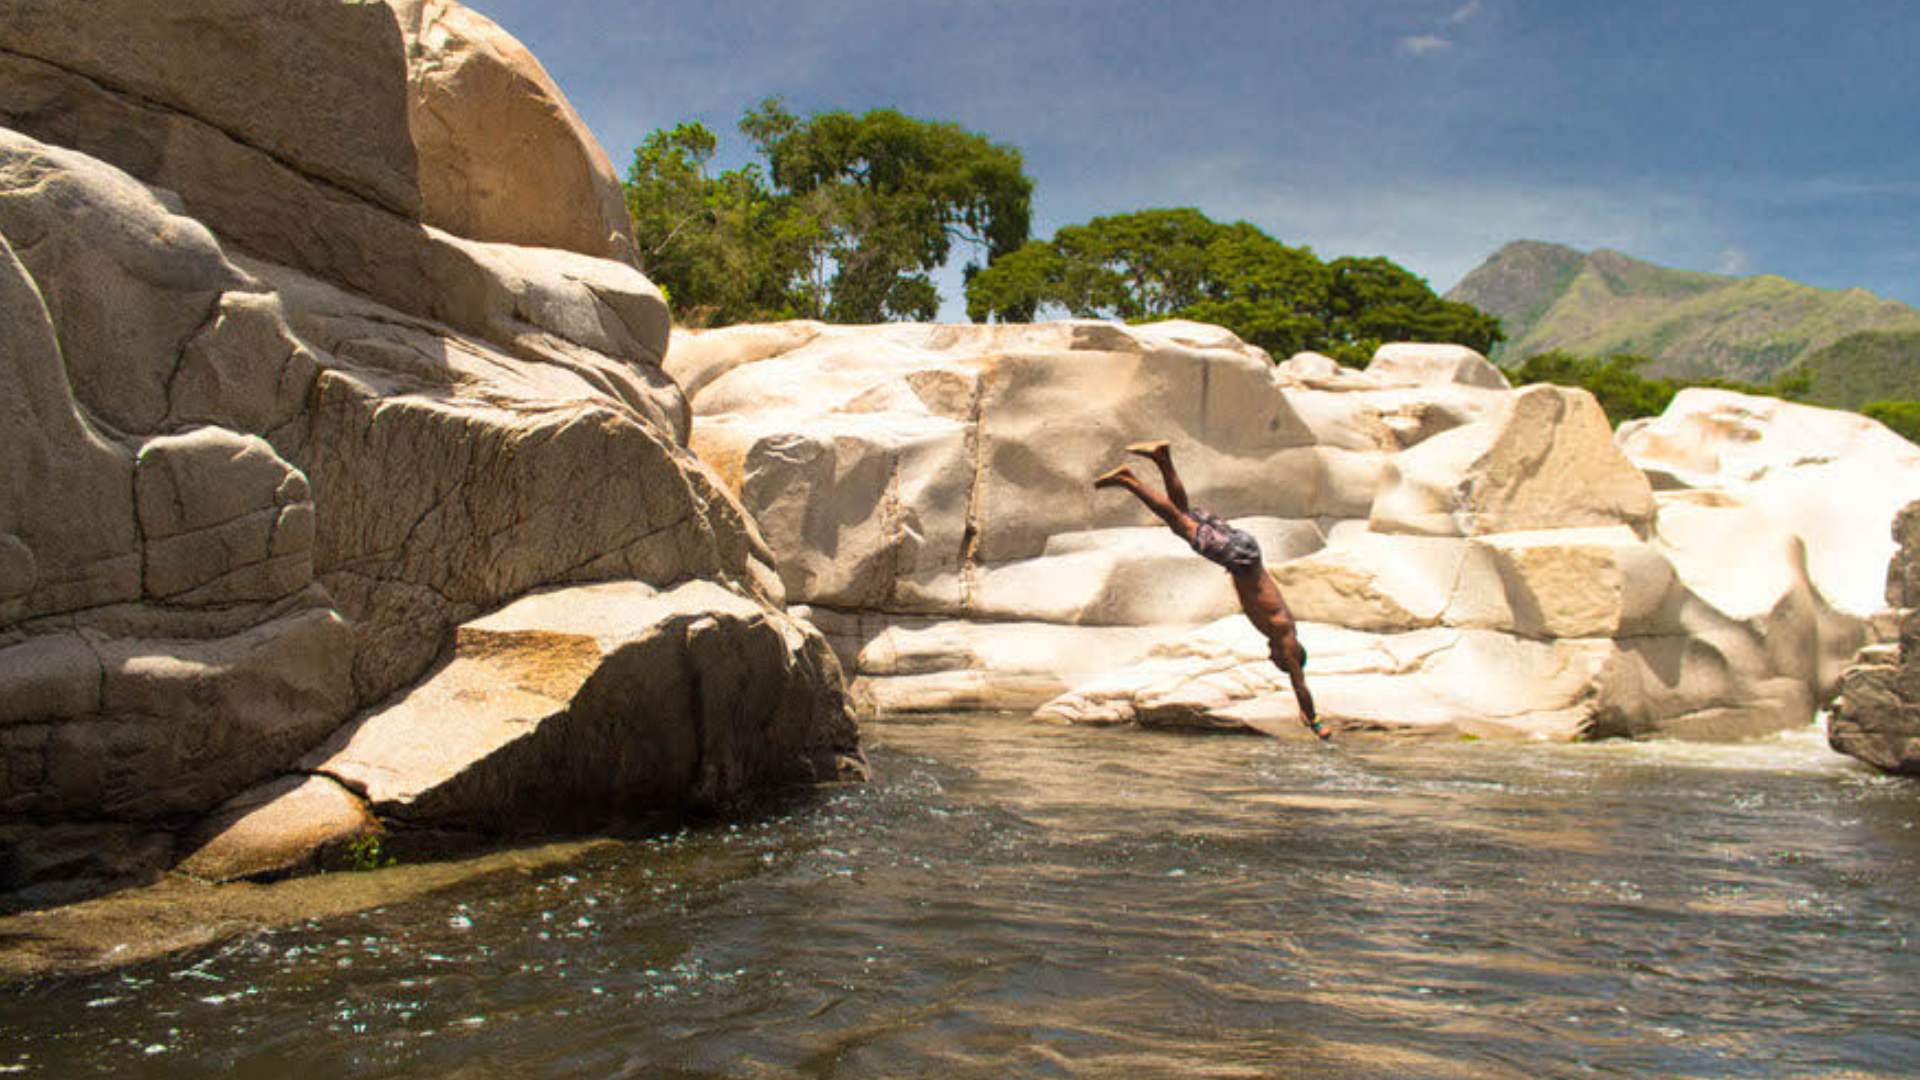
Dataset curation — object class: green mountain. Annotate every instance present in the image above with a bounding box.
[1447,241,1920,391]
[1798,328,1920,409]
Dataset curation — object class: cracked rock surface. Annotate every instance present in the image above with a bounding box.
[676,323,1885,741]
[1830,500,1920,775]
[0,0,857,906]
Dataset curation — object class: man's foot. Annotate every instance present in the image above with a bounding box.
[1093,466,1136,490]
[1125,439,1172,463]
[1303,715,1332,741]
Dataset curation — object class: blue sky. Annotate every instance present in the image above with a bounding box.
[470,0,1920,316]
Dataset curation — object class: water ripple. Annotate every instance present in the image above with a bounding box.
[4,715,1917,1078]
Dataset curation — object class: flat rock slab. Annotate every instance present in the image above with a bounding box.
[1035,618,1619,739]
[176,774,376,883]
[298,580,856,832]
[0,839,617,983]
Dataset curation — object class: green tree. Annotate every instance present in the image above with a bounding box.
[745,99,1033,322]
[1180,221,1332,357]
[1510,349,1814,426]
[964,208,1501,362]
[965,210,1240,318]
[1322,256,1504,364]
[1509,351,1679,424]
[624,121,810,326]
[626,101,1034,326]
[1862,400,1920,443]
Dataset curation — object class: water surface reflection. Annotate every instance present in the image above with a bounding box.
[4,717,1917,1078]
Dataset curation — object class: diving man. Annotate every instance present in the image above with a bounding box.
[1095,441,1328,740]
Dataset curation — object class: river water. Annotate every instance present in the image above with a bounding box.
[4,715,1918,1078]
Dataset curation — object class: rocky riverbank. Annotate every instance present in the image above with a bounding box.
[670,324,1918,740]
[7,0,1920,916]
[1831,500,1920,774]
[0,0,859,908]
[0,838,620,984]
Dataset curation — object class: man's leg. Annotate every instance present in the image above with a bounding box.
[1095,466,1198,543]
[1126,440,1189,513]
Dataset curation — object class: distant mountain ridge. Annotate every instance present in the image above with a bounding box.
[1447,241,1920,393]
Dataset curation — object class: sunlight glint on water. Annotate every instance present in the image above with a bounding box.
[3,716,1916,1078]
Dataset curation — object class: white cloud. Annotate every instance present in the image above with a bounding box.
[1397,2,1478,58]
[1255,182,1721,290]
[1399,34,1452,55]
[1060,152,1735,292]
[1715,247,1754,275]
[1788,175,1920,202]
[935,171,1748,320]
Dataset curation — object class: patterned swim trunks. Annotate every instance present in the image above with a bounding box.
[1188,508,1264,577]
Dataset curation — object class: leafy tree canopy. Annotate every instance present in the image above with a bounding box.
[625,100,1032,326]
[963,208,1503,364]
[625,121,804,327]
[1508,350,1812,426]
[1863,400,1920,444]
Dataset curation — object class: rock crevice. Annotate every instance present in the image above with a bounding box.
[1831,501,1920,774]
[675,327,1882,741]
[1,0,858,907]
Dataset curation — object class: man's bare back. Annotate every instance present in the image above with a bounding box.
[1095,441,1327,739]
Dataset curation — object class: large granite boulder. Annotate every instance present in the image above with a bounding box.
[1273,351,1505,452]
[1831,657,1920,775]
[388,0,639,264]
[0,0,634,266]
[673,328,1867,741]
[1370,384,1656,537]
[0,225,139,622]
[136,427,316,606]
[0,1,676,403]
[671,319,1346,614]
[1830,500,1920,775]
[1367,343,1512,390]
[1035,619,1618,738]
[305,581,855,826]
[0,1,857,905]
[1618,388,1920,616]
[0,0,420,215]
[182,582,860,881]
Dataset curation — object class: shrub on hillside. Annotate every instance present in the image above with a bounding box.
[1863,400,1920,444]
[1509,350,1810,427]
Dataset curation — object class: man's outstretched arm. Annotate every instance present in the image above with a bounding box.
[1275,645,1328,740]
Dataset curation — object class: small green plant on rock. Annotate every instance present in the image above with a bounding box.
[345,832,397,872]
